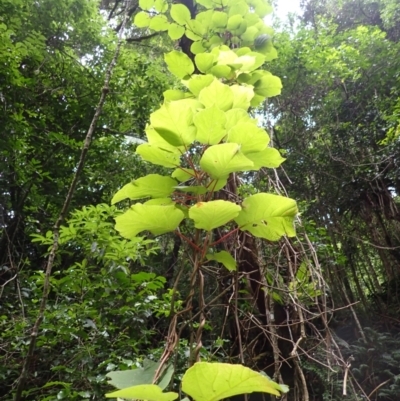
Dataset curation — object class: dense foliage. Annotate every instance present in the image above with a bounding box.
[1,0,400,400]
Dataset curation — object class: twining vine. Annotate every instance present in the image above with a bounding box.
[109,0,298,399]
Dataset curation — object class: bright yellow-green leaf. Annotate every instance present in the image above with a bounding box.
[154,0,168,12]
[163,89,186,101]
[229,1,249,17]
[181,362,289,401]
[227,122,269,153]
[164,50,195,79]
[210,65,232,78]
[245,148,286,169]
[136,144,181,168]
[185,20,204,41]
[206,251,236,271]
[189,200,241,231]
[254,73,282,97]
[106,384,178,401]
[134,11,151,27]
[170,4,191,25]
[240,26,259,42]
[115,204,184,238]
[196,0,214,9]
[191,41,206,54]
[230,85,254,110]
[198,79,233,111]
[211,11,228,28]
[168,23,185,40]
[150,100,196,146]
[194,106,227,144]
[146,126,184,152]
[200,143,254,178]
[172,168,195,182]
[149,14,169,31]
[195,53,215,73]
[227,14,243,30]
[139,0,155,11]
[255,1,273,17]
[111,175,177,204]
[225,108,254,130]
[235,193,298,241]
[185,74,214,96]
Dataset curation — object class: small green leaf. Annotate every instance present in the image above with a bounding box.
[136,144,181,168]
[185,20,204,40]
[189,200,241,231]
[198,79,233,111]
[168,23,185,40]
[134,11,151,28]
[170,4,191,25]
[181,362,289,401]
[164,50,195,79]
[106,384,178,401]
[200,143,254,178]
[111,175,177,204]
[235,193,297,241]
[115,204,185,238]
[206,251,236,271]
[240,26,259,42]
[194,106,227,145]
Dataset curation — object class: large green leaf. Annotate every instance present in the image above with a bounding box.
[115,204,184,238]
[106,384,178,401]
[206,251,236,271]
[227,122,269,153]
[198,79,233,111]
[164,51,195,79]
[195,53,215,73]
[189,200,241,231]
[136,144,181,168]
[200,143,254,178]
[181,362,288,401]
[225,108,253,130]
[171,168,195,182]
[150,100,196,146]
[234,193,297,241]
[170,4,191,25]
[139,0,154,11]
[111,175,177,204]
[194,106,227,144]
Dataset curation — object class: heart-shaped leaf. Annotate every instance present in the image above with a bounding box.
[235,193,297,240]
[189,200,241,231]
[182,362,289,401]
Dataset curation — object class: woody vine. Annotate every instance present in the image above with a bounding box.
[108,0,297,399]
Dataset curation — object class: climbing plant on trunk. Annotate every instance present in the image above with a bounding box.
[109,0,297,398]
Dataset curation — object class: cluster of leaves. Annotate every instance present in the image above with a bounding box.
[114,1,298,267]
[1,204,175,400]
